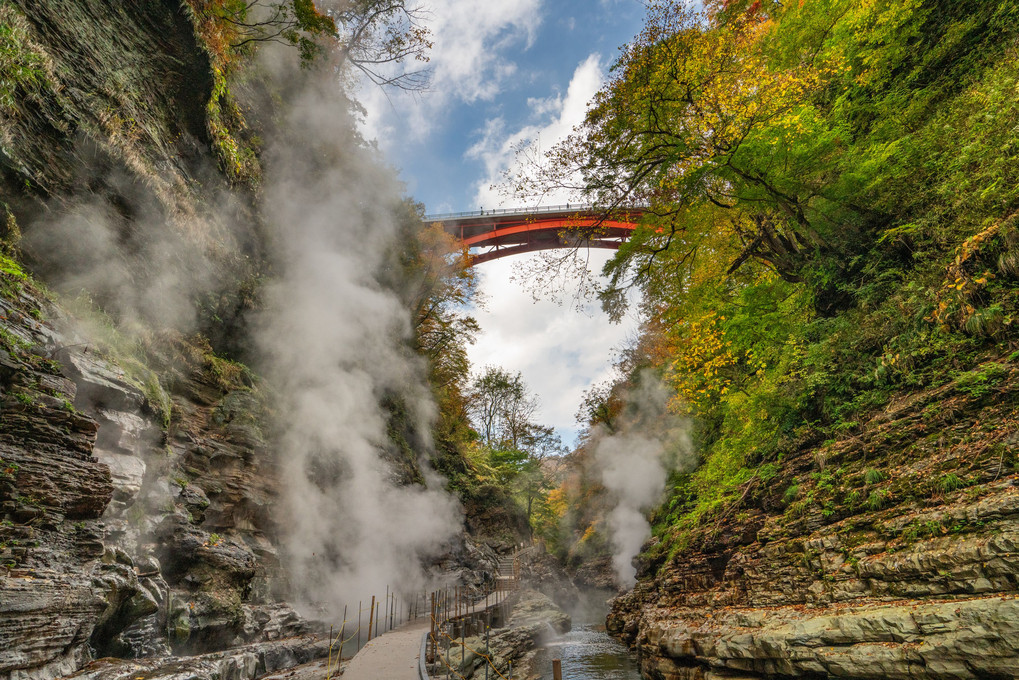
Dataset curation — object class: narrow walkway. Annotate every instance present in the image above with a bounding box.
[342,549,527,680]
[341,588,514,680]
[340,617,431,680]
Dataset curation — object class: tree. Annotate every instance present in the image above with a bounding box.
[187,0,432,87]
[186,0,338,63]
[335,0,433,90]
[516,424,567,523]
[465,367,567,528]
[467,367,537,450]
[388,203,481,445]
[515,0,844,318]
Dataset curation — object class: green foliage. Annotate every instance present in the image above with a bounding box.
[864,468,887,485]
[952,362,1009,398]
[0,3,48,113]
[538,0,1019,576]
[782,484,800,504]
[938,473,963,494]
[866,490,889,511]
[0,251,28,301]
[899,519,945,544]
[206,69,261,186]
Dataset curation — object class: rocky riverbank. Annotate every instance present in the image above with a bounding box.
[607,362,1019,679]
[438,590,572,680]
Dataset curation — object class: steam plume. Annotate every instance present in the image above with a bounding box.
[22,38,462,616]
[591,375,691,587]
[254,49,460,613]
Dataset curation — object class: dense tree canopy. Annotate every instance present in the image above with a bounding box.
[522,0,1019,571]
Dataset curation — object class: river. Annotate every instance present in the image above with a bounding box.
[532,591,643,680]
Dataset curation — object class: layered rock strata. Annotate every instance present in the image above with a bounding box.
[0,282,316,679]
[609,363,1019,679]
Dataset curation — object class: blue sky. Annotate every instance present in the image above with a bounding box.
[358,0,648,444]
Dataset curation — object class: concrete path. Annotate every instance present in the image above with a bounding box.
[340,588,514,680]
[340,617,431,680]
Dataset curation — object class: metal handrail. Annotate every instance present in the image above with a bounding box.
[425,204,594,221]
[424,204,647,222]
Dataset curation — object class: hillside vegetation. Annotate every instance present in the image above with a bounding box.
[527,0,1019,572]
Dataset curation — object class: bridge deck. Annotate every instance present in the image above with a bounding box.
[425,205,643,265]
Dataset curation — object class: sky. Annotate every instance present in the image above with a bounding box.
[357,0,649,445]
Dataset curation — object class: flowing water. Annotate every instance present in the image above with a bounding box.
[533,591,643,680]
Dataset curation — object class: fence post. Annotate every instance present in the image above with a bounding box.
[357,601,362,652]
[429,592,436,663]
[552,659,563,680]
[367,595,376,642]
[339,605,347,662]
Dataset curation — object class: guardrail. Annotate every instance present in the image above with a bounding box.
[324,586,435,678]
[424,204,649,222]
[425,204,599,221]
[422,547,536,680]
[319,547,535,679]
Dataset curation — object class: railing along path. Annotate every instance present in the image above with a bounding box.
[424,547,534,680]
[322,547,533,680]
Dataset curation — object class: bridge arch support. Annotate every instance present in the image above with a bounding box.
[425,205,644,265]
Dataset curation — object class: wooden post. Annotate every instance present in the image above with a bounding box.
[357,601,362,651]
[552,659,563,680]
[338,605,347,662]
[384,586,389,633]
[428,592,436,663]
[367,595,376,642]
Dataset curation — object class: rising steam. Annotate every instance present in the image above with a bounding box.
[253,48,460,614]
[591,375,691,587]
[23,37,462,617]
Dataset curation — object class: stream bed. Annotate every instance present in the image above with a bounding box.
[532,591,643,680]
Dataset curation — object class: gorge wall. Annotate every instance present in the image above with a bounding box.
[0,1,507,678]
[0,277,327,679]
[608,361,1019,679]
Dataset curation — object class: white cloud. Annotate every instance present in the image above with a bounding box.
[465,53,605,208]
[467,250,638,445]
[356,0,542,145]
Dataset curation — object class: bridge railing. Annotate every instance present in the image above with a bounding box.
[425,204,647,222]
[425,204,593,221]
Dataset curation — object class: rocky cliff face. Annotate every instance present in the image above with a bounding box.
[0,273,322,679]
[608,362,1019,679]
[2,0,217,221]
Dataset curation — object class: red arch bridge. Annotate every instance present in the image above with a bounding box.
[424,205,644,265]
